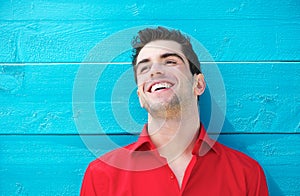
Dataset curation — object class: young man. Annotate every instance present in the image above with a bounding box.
[80,27,268,195]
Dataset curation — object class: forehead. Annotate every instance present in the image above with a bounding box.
[136,40,184,63]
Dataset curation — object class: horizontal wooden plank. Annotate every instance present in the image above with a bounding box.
[0,63,299,134]
[1,0,299,21]
[0,20,299,62]
[0,134,299,195]
[221,63,300,134]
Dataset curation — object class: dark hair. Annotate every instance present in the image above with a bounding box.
[131,26,201,82]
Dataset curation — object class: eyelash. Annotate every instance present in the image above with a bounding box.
[140,67,148,73]
[138,59,179,74]
[139,65,150,73]
[165,60,177,65]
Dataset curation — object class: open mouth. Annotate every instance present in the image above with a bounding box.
[148,82,174,93]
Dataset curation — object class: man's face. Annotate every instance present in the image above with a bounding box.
[135,40,199,118]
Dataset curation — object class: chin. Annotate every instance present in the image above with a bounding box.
[146,97,182,117]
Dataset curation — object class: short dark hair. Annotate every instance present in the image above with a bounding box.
[131,26,201,82]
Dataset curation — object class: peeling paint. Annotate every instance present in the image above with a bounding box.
[15,183,28,196]
[0,67,24,94]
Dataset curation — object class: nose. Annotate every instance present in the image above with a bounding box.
[150,63,164,78]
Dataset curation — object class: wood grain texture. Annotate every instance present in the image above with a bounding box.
[1,63,299,134]
[1,0,299,20]
[1,134,299,195]
[0,20,299,62]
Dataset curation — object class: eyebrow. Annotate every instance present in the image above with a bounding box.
[136,59,150,67]
[136,53,185,67]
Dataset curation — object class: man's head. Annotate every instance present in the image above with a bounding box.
[131,27,205,118]
[131,26,201,83]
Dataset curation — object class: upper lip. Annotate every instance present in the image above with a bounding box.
[145,80,175,93]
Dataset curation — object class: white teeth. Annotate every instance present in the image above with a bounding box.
[150,82,172,93]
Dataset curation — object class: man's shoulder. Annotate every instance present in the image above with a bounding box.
[215,141,263,171]
[212,141,268,193]
[87,141,138,171]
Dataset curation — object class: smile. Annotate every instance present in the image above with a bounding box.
[148,82,174,93]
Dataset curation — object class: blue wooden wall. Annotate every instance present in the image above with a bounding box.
[1,0,299,195]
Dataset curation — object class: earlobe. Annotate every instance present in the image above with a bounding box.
[193,74,206,96]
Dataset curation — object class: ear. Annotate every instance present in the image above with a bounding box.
[193,74,206,96]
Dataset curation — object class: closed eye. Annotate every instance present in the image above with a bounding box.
[160,53,185,66]
[138,64,150,74]
[165,60,177,65]
[163,58,180,66]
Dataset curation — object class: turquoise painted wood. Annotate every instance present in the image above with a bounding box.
[0,1,299,62]
[1,20,299,62]
[2,0,299,20]
[0,0,299,195]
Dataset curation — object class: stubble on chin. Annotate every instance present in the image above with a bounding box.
[145,94,182,119]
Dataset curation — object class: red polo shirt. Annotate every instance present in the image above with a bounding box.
[81,124,268,196]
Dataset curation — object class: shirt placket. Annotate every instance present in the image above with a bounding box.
[163,155,198,196]
[180,155,197,195]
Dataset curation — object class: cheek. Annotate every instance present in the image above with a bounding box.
[137,81,144,94]
[137,86,146,108]
[136,75,147,88]
[173,67,193,82]
[137,85,144,95]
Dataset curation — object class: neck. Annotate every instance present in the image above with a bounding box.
[147,105,200,161]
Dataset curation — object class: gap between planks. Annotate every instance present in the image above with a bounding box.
[1,132,300,136]
[1,61,300,66]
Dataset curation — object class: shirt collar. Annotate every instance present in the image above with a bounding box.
[130,123,219,156]
[130,124,157,152]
